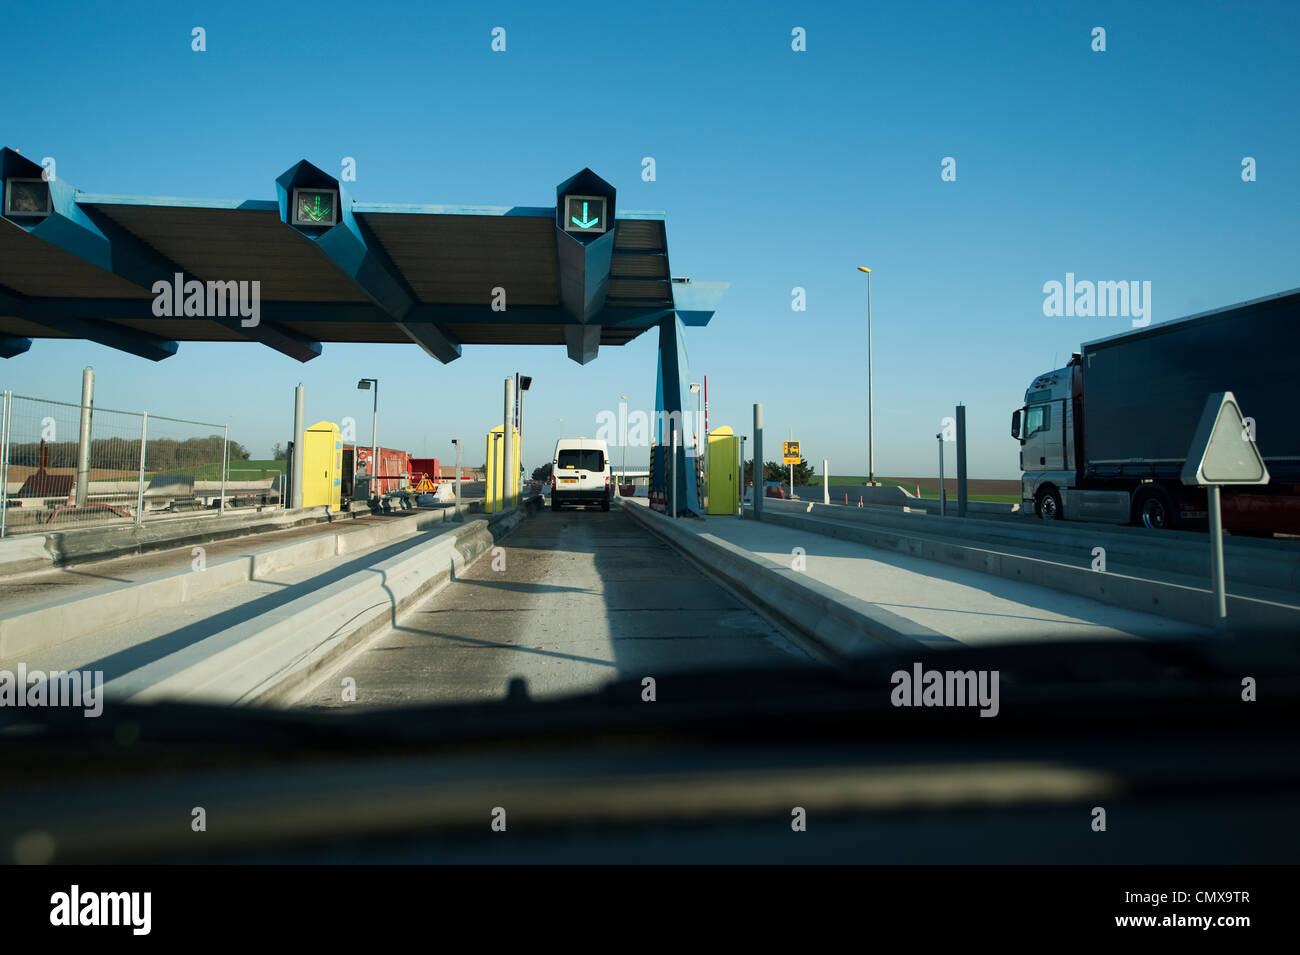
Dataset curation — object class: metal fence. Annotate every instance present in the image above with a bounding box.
[0,390,272,538]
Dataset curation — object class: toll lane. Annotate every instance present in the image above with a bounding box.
[298,508,817,708]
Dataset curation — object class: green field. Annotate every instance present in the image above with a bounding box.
[151,459,286,481]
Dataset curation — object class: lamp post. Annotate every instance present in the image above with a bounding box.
[619,395,628,487]
[740,435,747,512]
[857,266,873,485]
[357,378,378,497]
[689,382,702,503]
[451,438,462,517]
[518,374,532,490]
[689,383,702,459]
[936,431,946,517]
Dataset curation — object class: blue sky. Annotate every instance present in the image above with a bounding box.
[3,0,1297,478]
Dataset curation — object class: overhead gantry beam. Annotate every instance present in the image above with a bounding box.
[670,280,731,326]
[275,160,461,364]
[0,286,178,361]
[0,148,322,362]
[0,333,32,358]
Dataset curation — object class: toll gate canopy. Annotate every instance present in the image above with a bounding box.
[0,154,722,515]
[0,156,724,364]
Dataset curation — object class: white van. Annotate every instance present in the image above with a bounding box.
[550,437,612,511]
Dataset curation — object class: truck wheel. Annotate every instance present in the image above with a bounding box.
[601,498,611,512]
[551,499,561,512]
[1034,487,1063,521]
[1134,487,1178,529]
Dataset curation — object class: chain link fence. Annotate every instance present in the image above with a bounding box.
[0,390,278,538]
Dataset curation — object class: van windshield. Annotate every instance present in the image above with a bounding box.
[557,449,604,471]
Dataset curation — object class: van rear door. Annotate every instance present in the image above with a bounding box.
[556,447,605,493]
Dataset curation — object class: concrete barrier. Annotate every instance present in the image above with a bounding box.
[0,501,491,659]
[5,506,335,573]
[750,505,1300,632]
[119,504,532,706]
[0,536,56,575]
[756,496,1300,595]
[618,499,946,658]
[811,484,1019,516]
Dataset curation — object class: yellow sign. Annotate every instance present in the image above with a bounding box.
[782,440,800,465]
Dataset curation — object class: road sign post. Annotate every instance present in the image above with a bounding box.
[1180,391,1270,634]
[783,439,800,498]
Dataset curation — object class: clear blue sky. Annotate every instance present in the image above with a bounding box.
[3,0,1297,478]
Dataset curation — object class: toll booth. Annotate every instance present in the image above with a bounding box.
[485,425,521,513]
[302,421,343,512]
[707,426,739,514]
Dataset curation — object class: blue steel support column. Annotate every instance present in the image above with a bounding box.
[654,312,700,516]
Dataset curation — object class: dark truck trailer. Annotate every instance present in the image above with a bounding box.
[1014,288,1300,535]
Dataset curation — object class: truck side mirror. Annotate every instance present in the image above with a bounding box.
[1011,409,1021,440]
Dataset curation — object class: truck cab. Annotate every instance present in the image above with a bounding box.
[1012,357,1082,520]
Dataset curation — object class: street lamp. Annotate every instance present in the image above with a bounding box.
[518,374,532,486]
[689,383,702,458]
[740,435,747,512]
[936,431,946,517]
[517,375,532,429]
[857,266,873,485]
[689,382,704,507]
[357,378,378,497]
[619,395,628,487]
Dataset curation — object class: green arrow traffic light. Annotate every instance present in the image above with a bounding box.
[570,200,600,229]
[301,193,332,222]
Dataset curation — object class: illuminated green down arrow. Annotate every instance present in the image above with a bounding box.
[570,201,600,229]
[302,194,332,222]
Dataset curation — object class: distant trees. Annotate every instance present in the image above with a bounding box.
[532,462,553,481]
[742,458,814,486]
[272,443,288,461]
[6,435,250,472]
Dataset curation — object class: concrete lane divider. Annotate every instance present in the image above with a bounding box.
[0,536,59,576]
[24,506,336,573]
[617,499,946,658]
[752,505,1300,632]
[0,498,488,578]
[759,495,1300,594]
[115,503,536,707]
[0,502,485,661]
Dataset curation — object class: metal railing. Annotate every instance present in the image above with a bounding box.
[0,390,272,538]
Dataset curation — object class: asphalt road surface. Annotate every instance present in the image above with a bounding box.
[299,506,818,708]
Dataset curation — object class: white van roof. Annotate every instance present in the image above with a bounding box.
[554,437,609,452]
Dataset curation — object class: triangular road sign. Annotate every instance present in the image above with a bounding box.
[1180,391,1270,486]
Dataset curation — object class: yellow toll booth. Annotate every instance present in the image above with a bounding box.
[303,421,343,512]
[707,426,739,514]
[485,425,521,513]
